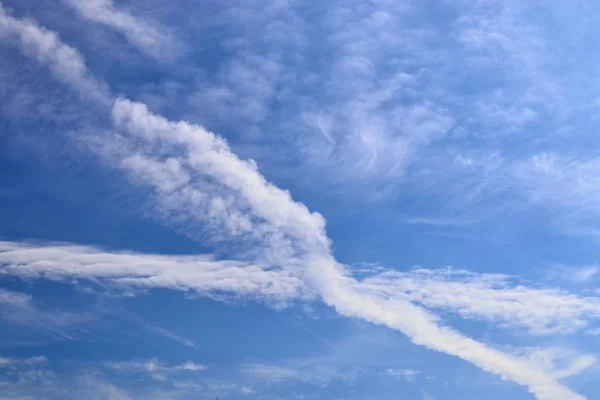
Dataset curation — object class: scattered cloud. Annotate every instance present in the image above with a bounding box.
[0,289,94,339]
[384,368,420,382]
[242,363,362,387]
[544,265,600,285]
[0,360,133,400]
[239,386,256,395]
[242,364,298,382]
[0,355,47,368]
[587,328,600,337]
[105,358,207,381]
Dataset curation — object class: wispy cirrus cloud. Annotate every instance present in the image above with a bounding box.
[65,0,180,59]
[360,267,600,336]
[384,368,420,382]
[0,355,46,368]
[293,0,454,190]
[105,358,206,381]
[399,150,600,241]
[0,355,255,400]
[188,0,600,220]
[543,265,600,286]
[242,362,362,387]
[588,328,600,337]
[0,289,94,339]
[0,355,133,400]
[0,3,109,104]
[511,347,597,381]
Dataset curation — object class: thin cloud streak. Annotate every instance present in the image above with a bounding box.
[65,0,180,59]
[0,289,94,339]
[104,358,207,381]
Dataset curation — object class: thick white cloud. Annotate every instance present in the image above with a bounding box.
[0,242,306,302]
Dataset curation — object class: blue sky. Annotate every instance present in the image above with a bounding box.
[0,0,600,399]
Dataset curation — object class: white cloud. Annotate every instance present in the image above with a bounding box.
[242,364,298,382]
[385,368,420,382]
[105,100,585,400]
[412,151,600,236]
[360,268,600,335]
[316,280,585,400]
[105,358,207,381]
[0,242,307,303]
[291,1,454,192]
[0,365,133,400]
[239,386,255,395]
[544,265,599,285]
[513,347,597,380]
[189,52,282,125]
[65,0,179,59]
[135,319,199,350]
[110,98,332,266]
[132,0,455,196]
[512,154,600,215]
[0,289,94,339]
[403,217,477,227]
[588,328,600,337]
[0,354,216,400]
[0,3,109,104]
[0,355,47,368]
[242,363,361,387]
[0,243,581,399]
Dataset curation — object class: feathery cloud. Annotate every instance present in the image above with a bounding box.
[360,268,600,335]
[385,368,420,382]
[0,289,94,339]
[0,355,47,368]
[105,358,207,381]
[0,3,109,103]
[65,0,179,59]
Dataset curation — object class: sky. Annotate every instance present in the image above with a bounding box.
[0,0,599,399]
